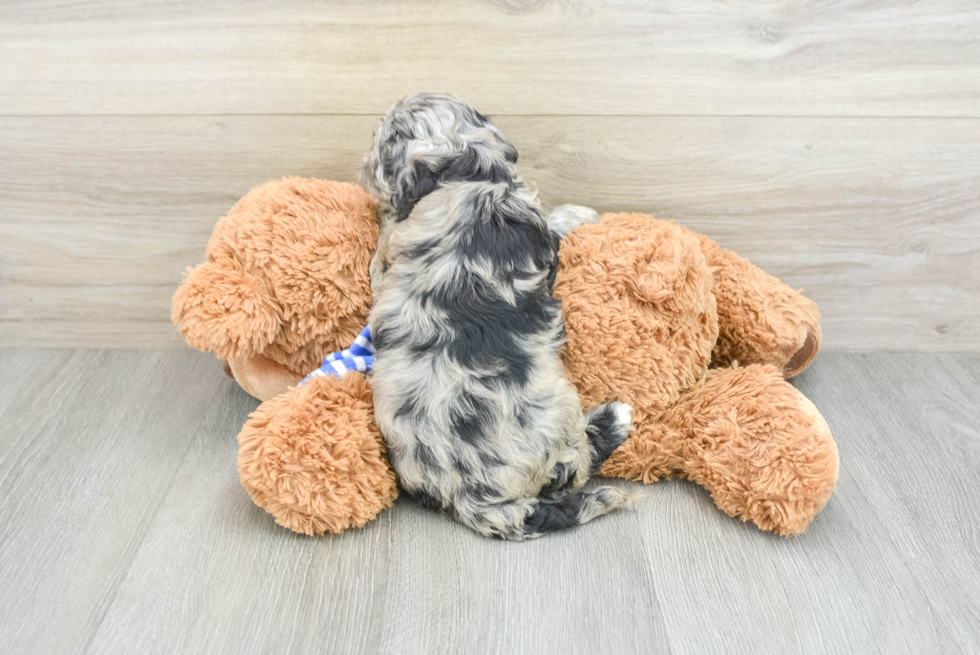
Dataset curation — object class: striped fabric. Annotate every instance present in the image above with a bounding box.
[300,326,375,385]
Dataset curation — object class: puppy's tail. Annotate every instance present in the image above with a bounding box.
[522,486,629,539]
[452,486,629,541]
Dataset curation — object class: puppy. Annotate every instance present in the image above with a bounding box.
[361,93,632,540]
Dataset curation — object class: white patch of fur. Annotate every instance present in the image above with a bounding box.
[546,204,601,238]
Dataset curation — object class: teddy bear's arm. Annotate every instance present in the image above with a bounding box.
[697,235,821,378]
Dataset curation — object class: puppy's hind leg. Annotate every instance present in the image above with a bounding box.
[585,402,634,474]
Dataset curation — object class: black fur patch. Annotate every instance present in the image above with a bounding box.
[406,236,442,260]
[395,396,419,419]
[440,148,513,187]
[406,186,558,387]
[448,392,493,444]
[414,441,439,470]
[477,450,504,467]
[393,148,517,221]
[524,494,586,535]
[466,482,501,503]
[412,488,444,511]
[514,401,535,429]
[394,160,442,221]
[450,451,472,476]
[539,461,576,500]
[586,404,629,474]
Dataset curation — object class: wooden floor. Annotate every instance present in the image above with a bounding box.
[0,349,977,654]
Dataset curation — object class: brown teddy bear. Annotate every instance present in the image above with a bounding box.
[172,177,838,538]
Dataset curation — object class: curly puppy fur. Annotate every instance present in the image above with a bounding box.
[361,93,633,540]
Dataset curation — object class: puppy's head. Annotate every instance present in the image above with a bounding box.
[360,93,519,222]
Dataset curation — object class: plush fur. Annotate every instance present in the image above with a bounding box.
[361,94,633,540]
[173,180,836,538]
[237,372,397,535]
[599,364,837,535]
[697,235,822,377]
[172,177,379,383]
[555,213,837,535]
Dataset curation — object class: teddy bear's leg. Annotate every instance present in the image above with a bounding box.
[671,365,837,534]
[237,372,398,535]
[602,365,838,535]
[697,235,821,378]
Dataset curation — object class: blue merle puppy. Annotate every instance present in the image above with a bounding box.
[360,93,633,540]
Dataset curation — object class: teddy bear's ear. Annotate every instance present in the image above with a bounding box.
[171,259,282,360]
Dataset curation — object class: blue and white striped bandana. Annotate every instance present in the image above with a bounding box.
[300,326,375,385]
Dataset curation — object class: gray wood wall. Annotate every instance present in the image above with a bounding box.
[1,0,978,351]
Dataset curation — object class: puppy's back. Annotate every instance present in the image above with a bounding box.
[370,182,604,537]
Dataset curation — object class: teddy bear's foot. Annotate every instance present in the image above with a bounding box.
[670,364,838,535]
[237,373,397,535]
[782,328,821,379]
[603,365,839,535]
[697,235,822,378]
[225,352,305,402]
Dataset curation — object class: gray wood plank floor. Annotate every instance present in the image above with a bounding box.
[0,350,977,654]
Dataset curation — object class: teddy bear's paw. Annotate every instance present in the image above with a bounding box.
[225,353,305,402]
[782,327,821,379]
[237,373,397,535]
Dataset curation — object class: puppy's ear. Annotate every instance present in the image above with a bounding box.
[440,147,513,186]
[473,110,518,163]
[501,141,518,164]
[171,259,282,359]
[393,161,440,221]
